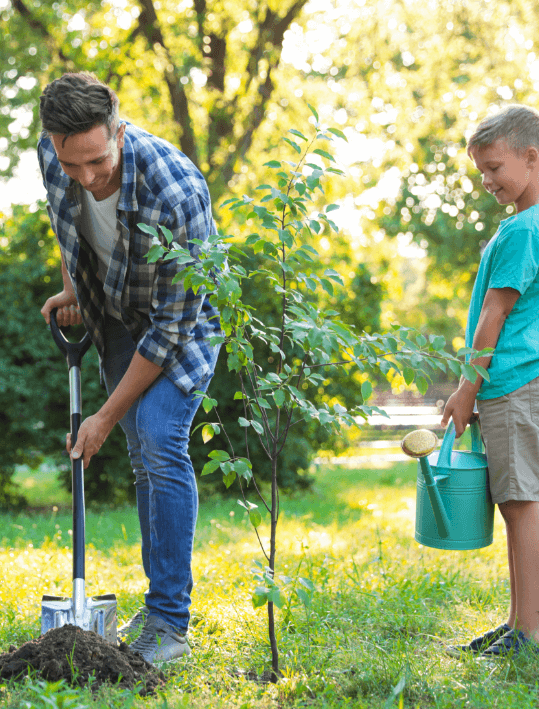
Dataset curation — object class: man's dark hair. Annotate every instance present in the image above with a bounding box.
[39,73,120,145]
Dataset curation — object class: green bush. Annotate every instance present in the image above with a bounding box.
[1,201,383,504]
[0,204,132,507]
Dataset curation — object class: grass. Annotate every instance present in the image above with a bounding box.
[0,457,537,708]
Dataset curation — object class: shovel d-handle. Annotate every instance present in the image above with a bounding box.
[49,308,90,583]
[50,308,92,369]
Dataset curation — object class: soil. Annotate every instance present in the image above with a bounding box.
[0,625,165,695]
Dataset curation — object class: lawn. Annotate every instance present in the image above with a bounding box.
[0,457,537,708]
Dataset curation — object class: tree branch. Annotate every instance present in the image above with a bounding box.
[12,0,72,63]
[136,0,199,166]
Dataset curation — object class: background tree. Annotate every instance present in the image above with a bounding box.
[4,0,539,498]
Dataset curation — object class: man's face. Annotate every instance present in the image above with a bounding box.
[470,138,536,213]
[50,123,126,198]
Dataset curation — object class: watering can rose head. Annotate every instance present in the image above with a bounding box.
[401,429,438,458]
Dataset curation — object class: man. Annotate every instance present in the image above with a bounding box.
[39,72,221,663]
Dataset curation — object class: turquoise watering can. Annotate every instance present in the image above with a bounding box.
[402,420,494,550]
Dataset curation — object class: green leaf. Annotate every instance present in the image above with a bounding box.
[223,471,237,488]
[137,223,158,238]
[313,148,335,163]
[416,376,429,395]
[202,397,217,413]
[159,225,174,244]
[361,381,373,401]
[283,137,302,154]
[251,420,264,434]
[324,268,345,285]
[403,367,415,385]
[474,364,490,382]
[234,458,253,481]
[296,588,311,608]
[298,577,315,591]
[325,204,340,213]
[431,335,446,351]
[263,160,282,168]
[307,104,319,123]
[461,363,478,383]
[201,459,221,476]
[327,127,348,141]
[289,129,308,141]
[208,450,230,461]
[274,389,285,407]
[201,424,215,444]
[249,509,262,528]
[145,243,164,263]
[238,417,250,427]
[252,588,268,609]
[267,588,284,608]
[320,278,334,295]
[447,359,462,377]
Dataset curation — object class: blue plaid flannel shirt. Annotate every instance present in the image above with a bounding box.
[38,121,221,394]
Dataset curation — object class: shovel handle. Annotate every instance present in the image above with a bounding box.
[50,309,87,582]
[50,308,92,369]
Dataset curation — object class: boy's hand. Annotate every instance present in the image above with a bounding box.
[441,385,476,438]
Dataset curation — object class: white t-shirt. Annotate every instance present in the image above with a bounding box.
[81,188,121,318]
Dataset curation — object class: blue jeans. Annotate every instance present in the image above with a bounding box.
[102,315,217,632]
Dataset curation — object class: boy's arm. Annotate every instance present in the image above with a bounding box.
[441,286,520,437]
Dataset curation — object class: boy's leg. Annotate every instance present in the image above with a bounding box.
[498,500,539,641]
[498,510,517,628]
[478,379,539,640]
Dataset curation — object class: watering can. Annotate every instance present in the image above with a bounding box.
[401,418,494,550]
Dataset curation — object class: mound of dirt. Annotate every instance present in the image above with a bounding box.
[0,625,165,695]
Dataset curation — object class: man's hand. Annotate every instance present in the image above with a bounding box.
[66,412,115,469]
[441,384,476,438]
[41,291,82,326]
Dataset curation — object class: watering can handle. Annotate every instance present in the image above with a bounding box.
[438,418,483,468]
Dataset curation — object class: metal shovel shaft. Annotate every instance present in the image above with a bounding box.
[70,365,85,584]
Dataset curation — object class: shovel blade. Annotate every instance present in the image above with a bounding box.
[41,593,117,645]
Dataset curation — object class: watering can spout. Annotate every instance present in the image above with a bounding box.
[401,429,451,539]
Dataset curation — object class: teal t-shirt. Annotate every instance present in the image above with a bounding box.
[465,204,539,400]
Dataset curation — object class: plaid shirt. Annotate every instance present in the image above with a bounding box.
[38,121,221,394]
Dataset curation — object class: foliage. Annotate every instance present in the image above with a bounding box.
[141,113,491,676]
[1,0,311,200]
[0,204,134,506]
[6,0,539,360]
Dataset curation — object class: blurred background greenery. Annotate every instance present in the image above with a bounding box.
[1,0,534,505]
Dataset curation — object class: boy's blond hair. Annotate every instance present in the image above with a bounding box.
[467,104,539,155]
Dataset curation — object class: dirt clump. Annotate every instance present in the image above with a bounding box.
[0,624,165,695]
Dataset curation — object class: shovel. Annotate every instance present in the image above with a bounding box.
[41,308,117,644]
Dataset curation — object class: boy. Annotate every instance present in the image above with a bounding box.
[442,104,539,658]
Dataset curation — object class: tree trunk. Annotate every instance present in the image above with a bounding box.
[268,456,279,680]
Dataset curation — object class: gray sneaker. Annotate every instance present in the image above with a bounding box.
[129,614,191,664]
[117,606,149,641]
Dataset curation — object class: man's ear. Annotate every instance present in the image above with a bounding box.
[117,122,126,149]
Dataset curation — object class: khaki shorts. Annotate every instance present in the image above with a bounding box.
[477,377,539,504]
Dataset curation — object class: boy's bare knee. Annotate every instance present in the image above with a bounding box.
[499,500,539,522]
